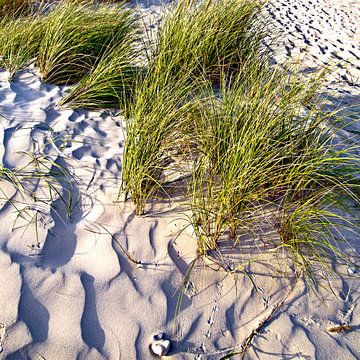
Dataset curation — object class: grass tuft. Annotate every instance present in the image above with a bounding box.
[0,0,34,17]
[145,0,268,84]
[0,0,357,291]
[188,64,359,282]
[157,0,268,81]
[57,8,139,109]
[120,70,196,215]
[38,2,136,85]
[0,14,43,80]
[120,0,269,214]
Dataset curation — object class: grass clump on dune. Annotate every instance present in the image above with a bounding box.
[0,0,356,288]
[188,65,359,283]
[0,0,34,17]
[53,0,265,109]
[122,0,359,281]
[57,12,139,109]
[38,2,136,85]
[120,70,196,215]
[57,47,138,109]
[148,0,268,83]
[0,15,43,81]
[120,0,268,215]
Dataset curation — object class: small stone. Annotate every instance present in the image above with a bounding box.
[222,329,231,338]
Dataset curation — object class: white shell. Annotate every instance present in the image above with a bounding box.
[0,322,5,353]
[150,337,170,357]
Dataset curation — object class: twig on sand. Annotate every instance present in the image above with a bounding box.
[218,270,303,360]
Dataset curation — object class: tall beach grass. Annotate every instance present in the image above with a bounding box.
[0,14,43,80]
[147,0,268,83]
[120,69,196,215]
[0,0,357,287]
[0,0,34,17]
[57,6,139,109]
[120,0,359,284]
[38,2,136,85]
[120,0,269,214]
[188,65,359,282]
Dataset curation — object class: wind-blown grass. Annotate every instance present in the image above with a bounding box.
[146,0,268,83]
[38,2,136,85]
[0,0,33,17]
[0,150,76,234]
[187,64,359,283]
[120,69,196,215]
[0,0,356,289]
[120,0,269,214]
[0,15,43,81]
[57,12,139,109]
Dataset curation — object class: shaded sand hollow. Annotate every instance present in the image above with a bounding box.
[0,0,360,359]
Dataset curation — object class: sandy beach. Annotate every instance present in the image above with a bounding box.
[0,0,359,359]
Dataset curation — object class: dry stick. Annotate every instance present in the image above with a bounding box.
[239,270,303,359]
[215,270,303,360]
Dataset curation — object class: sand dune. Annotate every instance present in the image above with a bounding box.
[0,0,359,359]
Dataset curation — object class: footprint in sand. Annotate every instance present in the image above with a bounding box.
[0,322,6,353]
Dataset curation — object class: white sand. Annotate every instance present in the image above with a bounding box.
[0,1,360,359]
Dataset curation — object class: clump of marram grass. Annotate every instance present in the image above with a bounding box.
[58,0,265,109]
[57,15,139,109]
[146,0,268,83]
[0,14,43,81]
[0,0,34,17]
[120,0,269,215]
[38,2,136,85]
[120,68,197,216]
[63,0,122,3]
[57,48,138,109]
[187,64,359,284]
